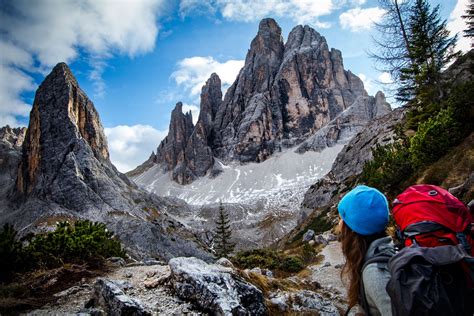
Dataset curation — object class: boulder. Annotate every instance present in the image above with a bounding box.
[315,234,329,246]
[303,229,315,242]
[169,257,266,315]
[87,278,150,315]
[216,257,235,268]
[323,232,337,242]
[269,290,339,315]
[107,257,126,267]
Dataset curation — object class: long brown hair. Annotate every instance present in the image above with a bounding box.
[340,221,385,309]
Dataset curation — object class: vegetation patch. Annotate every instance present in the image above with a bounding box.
[233,248,305,275]
[360,80,474,198]
[0,220,125,283]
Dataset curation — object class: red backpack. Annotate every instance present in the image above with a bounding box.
[382,184,474,315]
[392,184,474,254]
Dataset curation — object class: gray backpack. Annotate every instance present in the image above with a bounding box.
[360,242,474,316]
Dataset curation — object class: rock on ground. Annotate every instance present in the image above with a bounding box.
[87,278,151,315]
[26,264,198,315]
[169,257,267,315]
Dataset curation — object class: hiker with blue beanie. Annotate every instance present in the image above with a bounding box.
[337,185,394,316]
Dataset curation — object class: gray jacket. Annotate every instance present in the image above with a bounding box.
[362,236,394,316]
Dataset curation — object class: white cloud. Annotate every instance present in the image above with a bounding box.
[378,72,393,84]
[0,64,36,127]
[179,0,335,28]
[105,124,167,173]
[358,73,376,95]
[179,0,217,17]
[339,7,385,32]
[182,103,200,124]
[0,0,163,126]
[171,56,244,96]
[447,0,470,52]
[350,0,367,5]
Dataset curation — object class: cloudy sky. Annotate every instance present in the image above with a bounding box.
[0,0,469,172]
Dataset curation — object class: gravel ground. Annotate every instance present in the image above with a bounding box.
[309,241,346,297]
[25,264,201,315]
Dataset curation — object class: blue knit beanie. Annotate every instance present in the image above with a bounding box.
[338,185,389,235]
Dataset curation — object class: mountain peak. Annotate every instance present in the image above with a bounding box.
[44,62,79,87]
[258,18,281,36]
[15,63,109,195]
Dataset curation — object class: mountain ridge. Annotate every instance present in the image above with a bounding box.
[131,18,391,185]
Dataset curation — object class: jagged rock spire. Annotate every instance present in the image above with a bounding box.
[139,18,391,184]
[16,62,110,195]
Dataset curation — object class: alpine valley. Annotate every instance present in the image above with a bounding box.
[0,19,392,252]
[1,16,472,315]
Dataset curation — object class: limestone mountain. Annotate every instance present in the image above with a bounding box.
[130,18,392,248]
[0,63,210,261]
[132,18,391,185]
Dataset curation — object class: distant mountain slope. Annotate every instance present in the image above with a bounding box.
[0,63,210,261]
[130,18,391,185]
[281,50,474,247]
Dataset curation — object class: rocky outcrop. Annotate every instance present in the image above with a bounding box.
[296,91,391,153]
[0,62,211,261]
[269,290,339,315]
[302,107,406,210]
[169,257,267,315]
[0,126,27,149]
[135,18,390,184]
[155,102,195,184]
[0,126,27,199]
[87,278,151,315]
[137,74,223,185]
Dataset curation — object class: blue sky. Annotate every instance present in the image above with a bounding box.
[0,0,469,171]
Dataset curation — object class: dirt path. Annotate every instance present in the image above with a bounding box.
[308,241,346,297]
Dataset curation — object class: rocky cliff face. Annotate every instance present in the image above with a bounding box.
[0,63,210,261]
[147,73,222,184]
[0,126,27,149]
[0,126,27,199]
[134,18,390,184]
[301,107,406,211]
[15,63,111,197]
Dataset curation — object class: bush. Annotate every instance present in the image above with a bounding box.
[233,248,305,273]
[409,106,462,168]
[360,130,413,194]
[233,249,280,270]
[301,243,317,263]
[279,256,305,273]
[28,221,125,268]
[0,224,32,282]
[0,220,125,281]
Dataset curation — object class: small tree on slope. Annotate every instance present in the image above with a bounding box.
[214,202,235,258]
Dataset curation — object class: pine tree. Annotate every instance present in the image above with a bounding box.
[372,0,458,103]
[399,0,458,103]
[213,202,235,258]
